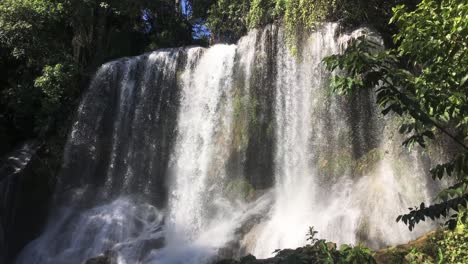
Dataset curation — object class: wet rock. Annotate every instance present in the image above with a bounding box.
[139,237,165,253]
[105,236,165,263]
[0,141,53,263]
[374,230,442,264]
[84,250,118,264]
[240,254,259,263]
[215,213,265,260]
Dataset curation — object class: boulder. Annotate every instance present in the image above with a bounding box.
[84,250,118,264]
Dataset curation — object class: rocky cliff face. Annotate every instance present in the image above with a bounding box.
[0,142,55,263]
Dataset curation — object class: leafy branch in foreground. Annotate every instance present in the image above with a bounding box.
[324,0,468,230]
[267,227,376,264]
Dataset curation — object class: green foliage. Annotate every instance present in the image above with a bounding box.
[0,0,67,63]
[404,247,438,264]
[382,248,408,263]
[283,0,335,53]
[247,0,283,29]
[385,220,468,264]
[206,0,250,42]
[267,227,376,263]
[0,0,204,153]
[203,0,410,55]
[324,0,468,230]
[439,230,468,263]
[306,226,319,244]
[340,244,376,264]
[204,0,409,51]
[374,230,443,264]
[436,215,468,263]
[33,63,78,130]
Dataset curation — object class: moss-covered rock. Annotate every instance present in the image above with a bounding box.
[373,229,459,264]
[215,240,376,264]
[354,148,384,176]
[224,178,256,202]
[316,147,385,182]
[317,148,354,181]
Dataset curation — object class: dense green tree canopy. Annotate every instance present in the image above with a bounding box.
[0,0,203,154]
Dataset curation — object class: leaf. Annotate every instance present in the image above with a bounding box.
[396,215,402,222]
[461,74,468,86]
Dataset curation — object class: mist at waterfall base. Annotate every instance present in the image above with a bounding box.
[16,24,439,264]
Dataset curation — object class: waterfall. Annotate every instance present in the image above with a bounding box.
[167,45,236,240]
[250,24,341,257]
[157,45,240,262]
[249,24,436,257]
[15,23,438,264]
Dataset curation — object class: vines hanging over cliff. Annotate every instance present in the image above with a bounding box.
[204,0,414,51]
[282,0,335,53]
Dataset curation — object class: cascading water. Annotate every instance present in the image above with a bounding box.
[250,24,341,257]
[15,23,439,264]
[249,25,437,257]
[167,45,236,240]
[151,45,242,263]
